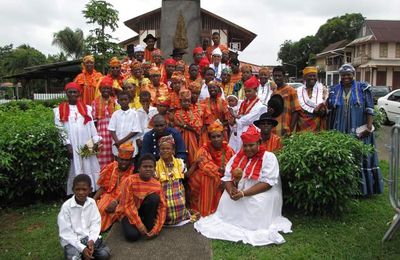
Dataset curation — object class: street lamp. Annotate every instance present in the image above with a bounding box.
[282,62,298,80]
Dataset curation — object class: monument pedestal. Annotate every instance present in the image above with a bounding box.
[160,0,201,63]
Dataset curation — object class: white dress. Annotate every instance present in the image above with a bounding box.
[53,105,101,195]
[228,100,267,152]
[194,151,292,246]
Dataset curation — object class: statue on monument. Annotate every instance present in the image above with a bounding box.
[173,12,188,50]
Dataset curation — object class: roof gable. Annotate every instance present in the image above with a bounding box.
[366,20,400,42]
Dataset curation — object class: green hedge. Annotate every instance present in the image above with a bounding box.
[278,131,373,216]
[0,98,66,111]
[0,102,69,206]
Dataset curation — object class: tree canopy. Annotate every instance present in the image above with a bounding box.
[52,27,84,59]
[82,0,124,73]
[277,13,365,79]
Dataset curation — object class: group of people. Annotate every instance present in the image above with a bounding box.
[55,32,383,259]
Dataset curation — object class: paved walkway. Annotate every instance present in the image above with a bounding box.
[105,222,212,260]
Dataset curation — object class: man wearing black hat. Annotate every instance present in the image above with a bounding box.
[170,48,187,62]
[143,34,159,63]
[253,94,284,153]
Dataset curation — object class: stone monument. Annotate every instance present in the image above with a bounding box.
[160,0,201,63]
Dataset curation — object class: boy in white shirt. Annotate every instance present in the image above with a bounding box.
[108,91,142,159]
[58,174,110,260]
[135,90,158,147]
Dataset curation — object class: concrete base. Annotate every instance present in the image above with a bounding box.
[105,222,212,260]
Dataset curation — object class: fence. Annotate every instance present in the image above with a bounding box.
[0,99,12,104]
[33,93,66,100]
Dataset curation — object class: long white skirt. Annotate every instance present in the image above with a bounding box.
[194,179,292,246]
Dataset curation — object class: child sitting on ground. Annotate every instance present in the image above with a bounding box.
[58,174,111,260]
[155,135,191,226]
[93,143,135,232]
[116,154,167,241]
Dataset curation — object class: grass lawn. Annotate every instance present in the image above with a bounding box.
[1,161,399,259]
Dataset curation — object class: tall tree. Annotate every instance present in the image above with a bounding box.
[52,27,84,59]
[277,13,365,78]
[316,13,365,47]
[82,0,124,73]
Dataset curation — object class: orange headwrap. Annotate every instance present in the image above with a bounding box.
[241,124,261,144]
[130,61,142,69]
[171,71,184,82]
[179,89,191,99]
[207,119,224,133]
[303,66,318,76]
[109,57,121,67]
[149,67,161,75]
[83,55,94,63]
[118,142,134,159]
[244,76,259,89]
[188,81,201,92]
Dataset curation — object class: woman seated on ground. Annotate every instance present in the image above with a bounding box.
[155,135,191,226]
[194,125,292,246]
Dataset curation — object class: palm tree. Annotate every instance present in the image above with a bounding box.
[52,27,84,60]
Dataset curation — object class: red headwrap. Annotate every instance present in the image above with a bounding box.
[64,82,82,93]
[60,82,91,125]
[193,47,203,55]
[99,76,113,88]
[164,58,176,66]
[198,57,210,69]
[244,76,259,89]
[241,124,261,144]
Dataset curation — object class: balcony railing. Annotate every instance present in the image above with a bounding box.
[353,54,370,66]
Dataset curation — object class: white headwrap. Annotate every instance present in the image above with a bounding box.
[134,45,145,52]
[212,47,222,56]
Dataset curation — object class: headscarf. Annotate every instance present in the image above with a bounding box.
[99,76,113,88]
[134,45,145,52]
[207,119,224,133]
[130,61,142,70]
[193,47,203,55]
[303,66,318,76]
[158,135,175,146]
[118,142,134,159]
[188,81,201,92]
[244,76,259,89]
[156,96,171,106]
[241,124,261,144]
[109,57,121,67]
[221,67,232,75]
[179,89,191,99]
[164,58,176,66]
[212,48,222,56]
[149,67,161,76]
[339,64,355,75]
[64,82,82,93]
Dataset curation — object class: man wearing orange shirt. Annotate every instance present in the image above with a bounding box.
[74,55,103,105]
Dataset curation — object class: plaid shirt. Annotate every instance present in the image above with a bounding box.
[273,85,301,137]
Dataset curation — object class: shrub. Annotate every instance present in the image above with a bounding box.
[0,104,69,206]
[277,131,373,216]
[0,98,66,111]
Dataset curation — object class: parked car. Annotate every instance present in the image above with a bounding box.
[377,89,400,124]
[287,82,304,89]
[371,85,391,104]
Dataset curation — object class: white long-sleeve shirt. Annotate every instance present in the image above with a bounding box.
[57,196,101,252]
[135,106,158,140]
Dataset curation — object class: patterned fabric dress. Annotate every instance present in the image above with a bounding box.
[155,157,190,225]
[92,97,115,169]
[327,80,383,195]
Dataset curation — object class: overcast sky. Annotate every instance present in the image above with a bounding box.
[1,0,399,65]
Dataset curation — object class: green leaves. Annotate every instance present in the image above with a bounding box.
[0,101,69,206]
[278,131,372,216]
